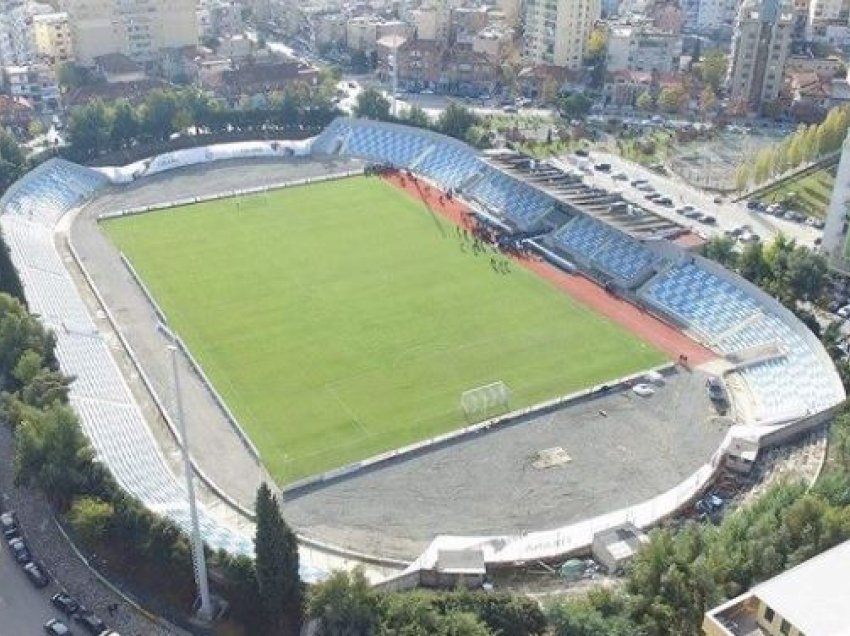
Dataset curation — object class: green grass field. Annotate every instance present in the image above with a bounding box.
[104,177,665,483]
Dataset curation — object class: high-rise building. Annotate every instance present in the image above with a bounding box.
[64,0,198,66]
[0,0,35,66]
[523,0,602,69]
[727,0,794,111]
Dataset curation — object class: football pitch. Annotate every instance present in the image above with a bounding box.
[104,177,665,483]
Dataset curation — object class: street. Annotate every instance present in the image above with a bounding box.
[0,495,69,635]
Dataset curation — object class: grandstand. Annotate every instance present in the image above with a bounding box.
[0,118,844,580]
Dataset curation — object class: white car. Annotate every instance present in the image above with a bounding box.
[837,305,850,319]
[632,383,656,397]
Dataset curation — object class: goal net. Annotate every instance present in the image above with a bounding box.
[461,381,512,422]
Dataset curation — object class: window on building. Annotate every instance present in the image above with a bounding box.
[780,620,791,635]
[764,607,775,622]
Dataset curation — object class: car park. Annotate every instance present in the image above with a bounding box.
[23,561,49,588]
[8,536,31,563]
[74,611,107,635]
[0,511,19,539]
[52,592,82,616]
[44,619,72,636]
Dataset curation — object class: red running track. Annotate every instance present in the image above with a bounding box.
[383,171,716,366]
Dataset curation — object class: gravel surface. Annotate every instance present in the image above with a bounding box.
[285,367,730,559]
[0,424,188,636]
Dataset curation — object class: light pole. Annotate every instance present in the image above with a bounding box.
[157,322,213,622]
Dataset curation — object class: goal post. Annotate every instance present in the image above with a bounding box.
[461,381,512,422]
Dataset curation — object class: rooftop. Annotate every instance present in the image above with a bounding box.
[707,540,850,636]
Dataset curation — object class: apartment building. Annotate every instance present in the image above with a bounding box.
[0,0,35,66]
[607,23,682,73]
[65,0,198,65]
[33,13,74,66]
[727,0,794,110]
[523,0,602,69]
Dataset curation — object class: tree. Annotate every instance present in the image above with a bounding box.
[636,91,654,111]
[585,26,608,63]
[110,100,139,150]
[401,104,430,128]
[14,403,95,510]
[702,236,738,268]
[309,569,379,636]
[67,100,111,161]
[68,496,114,545]
[139,90,181,141]
[255,483,302,635]
[657,86,687,114]
[438,103,480,141]
[355,88,391,121]
[0,130,25,193]
[700,51,727,92]
[541,79,560,105]
[559,93,592,120]
[699,86,717,114]
[785,245,827,301]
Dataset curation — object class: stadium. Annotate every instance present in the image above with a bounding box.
[1,117,845,581]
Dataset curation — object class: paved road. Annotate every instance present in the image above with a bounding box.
[0,504,70,635]
[562,151,822,248]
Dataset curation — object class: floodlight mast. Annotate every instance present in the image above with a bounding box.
[156,321,213,621]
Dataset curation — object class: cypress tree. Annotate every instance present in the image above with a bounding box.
[255,482,302,634]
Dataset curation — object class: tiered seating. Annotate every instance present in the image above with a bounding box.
[310,118,353,155]
[591,231,655,283]
[550,216,655,284]
[552,216,613,259]
[0,159,257,559]
[415,144,481,189]
[642,263,761,341]
[468,170,553,230]
[345,124,431,167]
[0,159,106,226]
[740,347,841,423]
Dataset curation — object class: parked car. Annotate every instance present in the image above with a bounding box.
[74,611,107,636]
[657,197,674,207]
[746,199,761,210]
[706,377,727,403]
[675,205,694,215]
[637,183,655,192]
[630,178,646,187]
[8,536,31,563]
[0,511,19,539]
[612,172,628,181]
[594,162,611,172]
[684,209,702,219]
[44,619,72,636]
[575,148,589,157]
[645,192,661,201]
[52,592,82,616]
[24,561,49,588]
[700,214,717,224]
